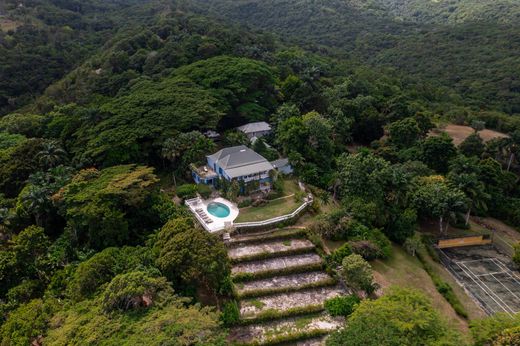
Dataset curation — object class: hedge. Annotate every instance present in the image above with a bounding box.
[239,304,325,325]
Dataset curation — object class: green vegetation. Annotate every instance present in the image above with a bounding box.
[1,0,520,344]
[470,313,520,346]
[327,287,464,345]
[324,295,360,317]
[235,196,302,223]
[341,254,376,295]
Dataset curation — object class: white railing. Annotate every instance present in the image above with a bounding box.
[233,195,313,229]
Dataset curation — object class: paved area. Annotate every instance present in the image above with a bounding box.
[240,286,345,318]
[231,253,323,276]
[237,271,334,296]
[228,239,315,261]
[438,245,520,316]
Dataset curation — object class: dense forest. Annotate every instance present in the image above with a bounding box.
[0,0,519,345]
[195,0,520,115]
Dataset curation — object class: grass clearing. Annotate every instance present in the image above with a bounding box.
[372,244,484,337]
[0,18,22,32]
[236,196,301,222]
[429,124,508,146]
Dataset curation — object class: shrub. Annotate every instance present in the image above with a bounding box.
[341,254,375,295]
[221,300,240,326]
[266,190,283,200]
[251,198,268,207]
[328,243,352,266]
[197,184,212,199]
[366,228,392,259]
[176,184,198,199]
[101,271,172,312]
[349,240,381,261]
[325,295,360,317]
[238,198,252,208]
[513,243,520,267]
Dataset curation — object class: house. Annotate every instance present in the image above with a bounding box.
[271,158,293,175]
[192,145,274,191]
[237,121,272,139]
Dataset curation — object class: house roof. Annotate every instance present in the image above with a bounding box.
[270,158,290,168]
[237,121,272,134]
[207,145,274,178]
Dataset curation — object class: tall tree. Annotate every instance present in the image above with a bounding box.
[327,287,463,346]
[412,176,467,234]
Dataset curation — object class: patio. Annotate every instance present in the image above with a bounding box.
[185,197,239,233]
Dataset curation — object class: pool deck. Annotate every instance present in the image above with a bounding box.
[185,197,239,233]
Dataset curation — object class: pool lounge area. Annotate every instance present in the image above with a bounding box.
[185,197,239,233]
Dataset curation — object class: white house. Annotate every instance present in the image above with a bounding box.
[192,145,274,192]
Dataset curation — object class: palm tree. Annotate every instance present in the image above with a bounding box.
[22,187,50,226]
[448,173,490,226]
[37,140,67,168]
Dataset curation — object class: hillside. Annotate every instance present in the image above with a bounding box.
[194,0,520,115]
[0,0,159,115]
[1,1,520,345]
[349,0,520,24]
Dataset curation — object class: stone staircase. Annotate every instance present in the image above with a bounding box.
[227,228,347,345]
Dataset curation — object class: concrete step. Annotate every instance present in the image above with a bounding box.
[236,271,336,298]
[231,253,324,281]
[228,228,306,247]
[229,313,343,345]
[240,286,346,320]
[228,239,315,263]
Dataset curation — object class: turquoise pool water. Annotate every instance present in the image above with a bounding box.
[207,202,231,218]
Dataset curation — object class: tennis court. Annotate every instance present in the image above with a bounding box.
[438,245,520,316]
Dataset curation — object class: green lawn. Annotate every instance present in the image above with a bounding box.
[235,196,302,223]
[282,178,301,195]
[234,179,303,223]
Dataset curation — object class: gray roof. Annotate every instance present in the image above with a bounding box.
[237,121,271,134]
[207,145,274,178]
[270,158,290,168]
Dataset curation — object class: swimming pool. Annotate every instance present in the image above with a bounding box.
[207,202,231,218]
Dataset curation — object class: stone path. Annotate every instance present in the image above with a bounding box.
[231,253,323,276]
[237,271,334,297]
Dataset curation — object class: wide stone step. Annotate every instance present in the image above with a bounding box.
[228,228,306,247]
[229,313,343,345]
[236,271,336,298]
[228,239,315,263]
[231,253,324,281]
[240,286,346,320]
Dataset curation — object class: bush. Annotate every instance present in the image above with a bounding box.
[197,184,212,199]
[176,184,198,199]
[221,300,240,326]
[238,198,252,208]
[349,240,381,261]
[327,243,352,266]
[325,295,360,317]
[252,199,268,207]
[266,190,283,200]
[513,243,520,267]
[341,254,375,295]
